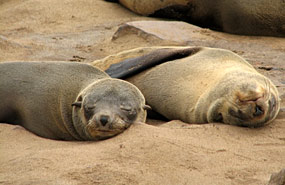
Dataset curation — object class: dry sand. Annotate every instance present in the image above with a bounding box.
[0,0,285,184]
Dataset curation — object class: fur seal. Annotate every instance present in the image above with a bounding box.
[0,61,149,141]
[108,0,285,37]
[92,46,281,127]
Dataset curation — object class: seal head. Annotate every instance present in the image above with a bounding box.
[72,78,150,140]
[206,73,280,127]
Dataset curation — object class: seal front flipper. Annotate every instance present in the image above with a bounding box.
[103,46,201,79]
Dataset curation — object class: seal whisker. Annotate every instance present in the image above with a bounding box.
[263,78,270,102]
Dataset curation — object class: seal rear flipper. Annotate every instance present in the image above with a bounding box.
[101,46,202,79]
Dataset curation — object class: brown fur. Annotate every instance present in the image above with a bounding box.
[0,61,147,140]
[114,0,285,36]
[92,46,281,127]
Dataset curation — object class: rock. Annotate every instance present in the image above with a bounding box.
[268,168,285,185]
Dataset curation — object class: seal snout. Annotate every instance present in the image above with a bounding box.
[254,94,278,120]
[253,105,264,117]
[94,113,113,128]
[252,97,266,117]
[99,115,110,126]
[228,93,279,127]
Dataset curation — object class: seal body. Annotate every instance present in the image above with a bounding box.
[93,46,280,127]
[112,0,285,36]
[0,62,148,140]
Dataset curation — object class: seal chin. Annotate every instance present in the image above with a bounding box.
[84,118,131,140]
[86,129,123,140]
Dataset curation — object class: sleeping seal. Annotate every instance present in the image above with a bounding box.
[92,46,281,127]
[0,61,149,140]
[108,0,285,36]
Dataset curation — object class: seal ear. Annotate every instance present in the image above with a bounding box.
[72,102,82,107]
[143,105,152,110]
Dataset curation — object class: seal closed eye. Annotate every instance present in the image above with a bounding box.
[0,61,149,141]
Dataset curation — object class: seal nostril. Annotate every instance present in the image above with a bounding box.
[214,113,223,122]
[254,105,264,117]
[100,115,109,126]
